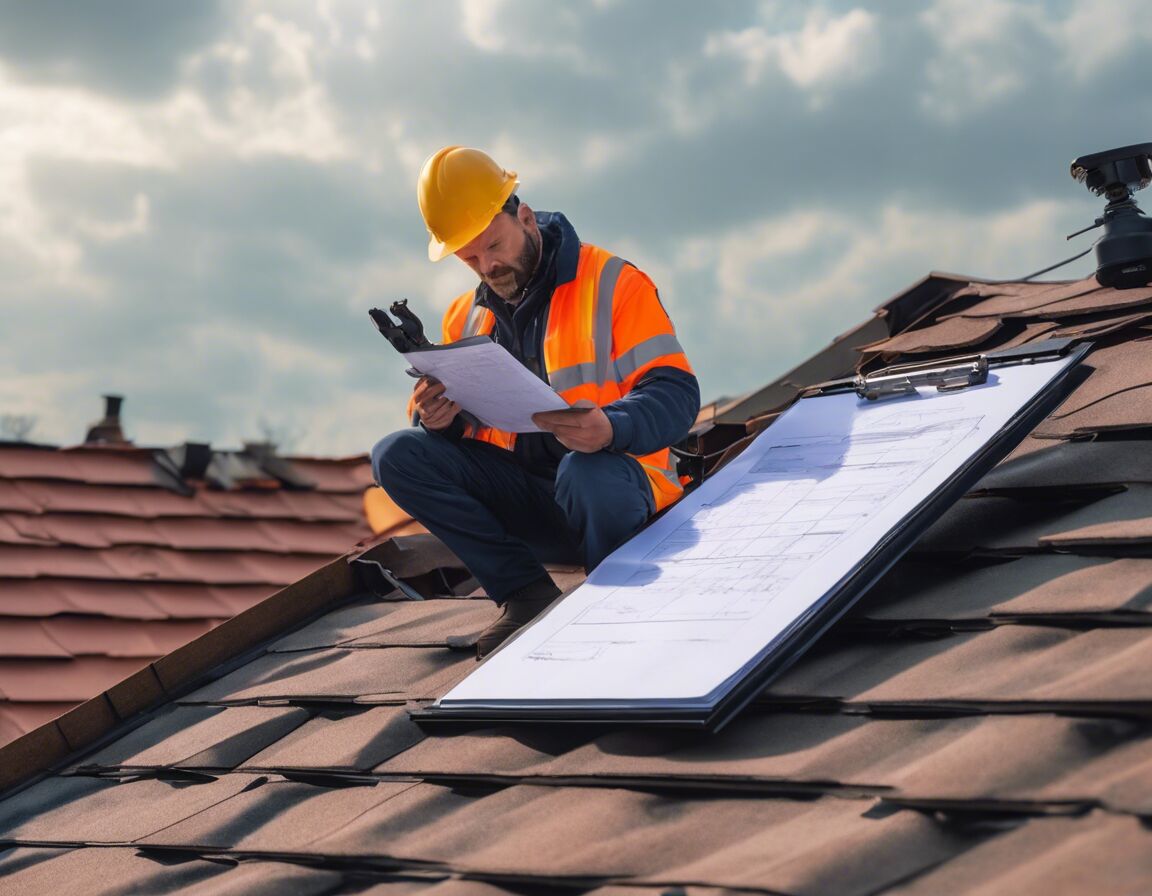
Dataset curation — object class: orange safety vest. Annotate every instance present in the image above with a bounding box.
[440,244,693,513]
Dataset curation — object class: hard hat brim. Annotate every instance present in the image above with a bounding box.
[426,173,519,262]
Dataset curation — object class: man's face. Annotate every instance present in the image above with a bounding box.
[455,203,541,301]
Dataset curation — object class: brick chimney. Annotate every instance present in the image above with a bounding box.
[84,394,131,446]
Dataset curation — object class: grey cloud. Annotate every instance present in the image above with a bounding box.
[13,154,421,449]
[0,0,227,98]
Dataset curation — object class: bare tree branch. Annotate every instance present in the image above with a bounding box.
[0,414,37,442]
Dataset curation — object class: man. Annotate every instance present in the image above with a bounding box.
[371,146,700,656]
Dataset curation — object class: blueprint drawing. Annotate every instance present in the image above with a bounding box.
[437,355,1077,709]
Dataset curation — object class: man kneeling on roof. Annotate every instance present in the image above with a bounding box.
[371,146,700,657]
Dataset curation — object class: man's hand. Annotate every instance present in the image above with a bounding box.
[532,400,614,453]
[413,376,461,431]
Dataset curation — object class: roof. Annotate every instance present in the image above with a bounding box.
[4,271,1152,893]
[0,441,375,747]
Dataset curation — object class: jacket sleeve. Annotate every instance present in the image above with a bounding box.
[604,367,700,455]
[600,263,700,455]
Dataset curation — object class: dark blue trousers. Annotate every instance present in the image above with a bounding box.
[370,428,653,602]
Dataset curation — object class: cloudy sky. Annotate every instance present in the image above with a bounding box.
[2,0,1150,455]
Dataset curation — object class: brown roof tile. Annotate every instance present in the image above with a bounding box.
[1034,386,1152,437]
[0,446,161,485]
[2,479,361,521]
[0,480,42,513]
[1033,283,1152,319]
[914,492,1104,554]
[955,276,1100,318]
[975,438,1152,491]
[857,555,1152,621]
[0,544,329,584]
[290,455,375,493]
[0,847,234,894]
[379,711,1152,816]
[1047,309,1152,339]
[243,705,425,772]
[1037,487,1152,548]
[0,623,72,660]
[316,784,978,895]
[982,319,1060,349]
[180,644,471,705]
[138,777,423,852]
[126,778,983,896]
[0,657,150,702]
[0,703,70,738]
[0,513,365,554]
[75,704,310,771]
[0,773,259,843]
[0,580,273,620]
[267,599,498,652]
[887,813,1152,894]
[39,618,220,658]
[857,316,1002,355]
[1031,338,1152,436]
[768,626,1152,706]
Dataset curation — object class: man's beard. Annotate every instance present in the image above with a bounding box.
[484,228,541,301]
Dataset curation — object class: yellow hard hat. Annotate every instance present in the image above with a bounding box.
[417,146,519,262]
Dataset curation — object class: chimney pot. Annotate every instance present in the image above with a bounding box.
[103,394,123,420]
[84,394,130,446]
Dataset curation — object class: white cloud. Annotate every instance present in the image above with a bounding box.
[253,13,315,81]
[457,0,592,68]
[459,0,508,53]
[1048,0,1152,81]
[918,0,1152,119]
[918,0,1048,120]
[706,8,880,92]
[0,20,351,304]
[74,193,151,242]
[0,367,95,439]
[0,66,171,294]
[704,211,854,318]
[351,252,477,322]
[294,385,407,458]
[175,16,351,163]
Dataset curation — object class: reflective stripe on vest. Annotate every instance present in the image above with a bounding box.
[550,332,687,393]
[463,302,490,338]
[594,255,625,387]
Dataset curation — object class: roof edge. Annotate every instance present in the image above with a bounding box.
[0,553,360,797]
[924,269,1076,286]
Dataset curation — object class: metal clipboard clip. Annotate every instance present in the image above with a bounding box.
[801,337,1082,402]
[853,354,989,401]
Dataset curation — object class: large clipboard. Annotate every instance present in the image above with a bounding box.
[413,339,1093,731]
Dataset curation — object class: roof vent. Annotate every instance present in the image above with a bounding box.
[1069,142,1152,288]
[174,442,213,479]
[84,394,131,446]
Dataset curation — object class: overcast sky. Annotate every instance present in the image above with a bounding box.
[2,0,1150,454]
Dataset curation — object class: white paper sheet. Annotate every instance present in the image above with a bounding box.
[436,355,1077,710]
[404,338,569,433]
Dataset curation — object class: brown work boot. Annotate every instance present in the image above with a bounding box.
[476,577,562,659]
